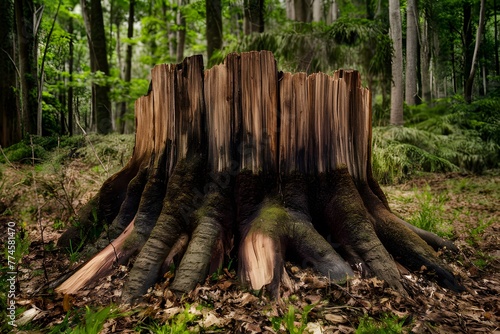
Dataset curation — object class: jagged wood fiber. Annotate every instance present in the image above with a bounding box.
[57,51,461,301]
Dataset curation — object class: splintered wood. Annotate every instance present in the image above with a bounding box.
[205,51,371,178]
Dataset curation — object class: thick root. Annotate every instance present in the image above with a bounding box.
[359,182,464,291]
[239,199,353,295]
[122,155,205,302]
[319,168,405,293]
[170,182,233,295]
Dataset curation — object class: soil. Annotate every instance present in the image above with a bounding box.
[1,158,499,333]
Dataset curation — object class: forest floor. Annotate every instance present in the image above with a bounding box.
[0,138,499,333]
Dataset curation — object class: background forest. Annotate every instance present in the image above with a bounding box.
[0,0,499,142]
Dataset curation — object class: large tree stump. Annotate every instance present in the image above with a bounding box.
[57,51,462,302]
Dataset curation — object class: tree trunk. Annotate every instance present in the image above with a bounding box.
[464,0,486,103]
[244,0,264,34]
[15,0,38,136]
[81,0,96,131]
[420,18,431,102]
[206,0,222,64]
[405,0,418,106]
[495,0,499,75]
[176,0,186,62]
[463,2,473,97]
[0,0,21,147]
[389,0,403,125]
[57,51,462,302]
[68,16,74,136]
[90,0,112,134]
[118,0,135,134]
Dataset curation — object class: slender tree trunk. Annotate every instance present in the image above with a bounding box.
[176,0,186,62]
[244,0,264,34]
[465,0,486,103]
[420,18,431,102]
[463,2,473,95]
[59,74,66,134]
[451,33,457,94]
[68,16,74,136]
[15,0,38,136]
[293,0,313,22]
[405,0,418,106]
[286,0,295,20]
[0,0,21,147]
[38,0,61,137]
[118,0,135,133]
[206,0,222,64]
[495,0,499,75]
[389,0,403,125]
[81,0,96,131]
[90,0,112,133]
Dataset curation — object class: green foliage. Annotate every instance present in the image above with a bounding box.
[408,186,453,238]
[355,313,407,334]
[271,305,314,334]
[373,97,500,184]
[47,305,124,334]
[140,304,199,334]
[372,127,458,184]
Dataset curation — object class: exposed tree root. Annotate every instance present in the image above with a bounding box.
[122,155,206,302]
[358,181,464,291]
[318,168,405,293]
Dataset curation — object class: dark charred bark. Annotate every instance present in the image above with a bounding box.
[57,52,462,302]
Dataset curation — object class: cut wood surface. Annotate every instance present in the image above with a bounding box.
[57,51,462,302]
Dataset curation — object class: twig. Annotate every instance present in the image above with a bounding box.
[0,145,19,171]
[30,136,49,282]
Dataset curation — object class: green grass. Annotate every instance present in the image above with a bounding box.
[355,313,408,334]
[408,185,454,239]
[138,304,200,334]
[45,305,127,334]
[271,304,314,334]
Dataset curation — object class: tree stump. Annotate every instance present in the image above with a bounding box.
[57,51,462,302]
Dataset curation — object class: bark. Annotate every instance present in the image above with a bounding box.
[15,0,38,136]
[495,0,499,75]
[244,0,264,35]
[0,0,21,147]
[176,0,186,63]
[465,0,486,103]
[68,16,74,136]
[405,0,418,106]
[118,0,135,133]
[90,0,112,134]
[463,2,473,95]
[420,18,431,102]
[57,52,462,303]
[389,0,403,125]
[39,1,61,136]
[206,0,222,64]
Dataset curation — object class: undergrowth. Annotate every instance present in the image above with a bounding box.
[355,313,407,333]
[372,96,500,184]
